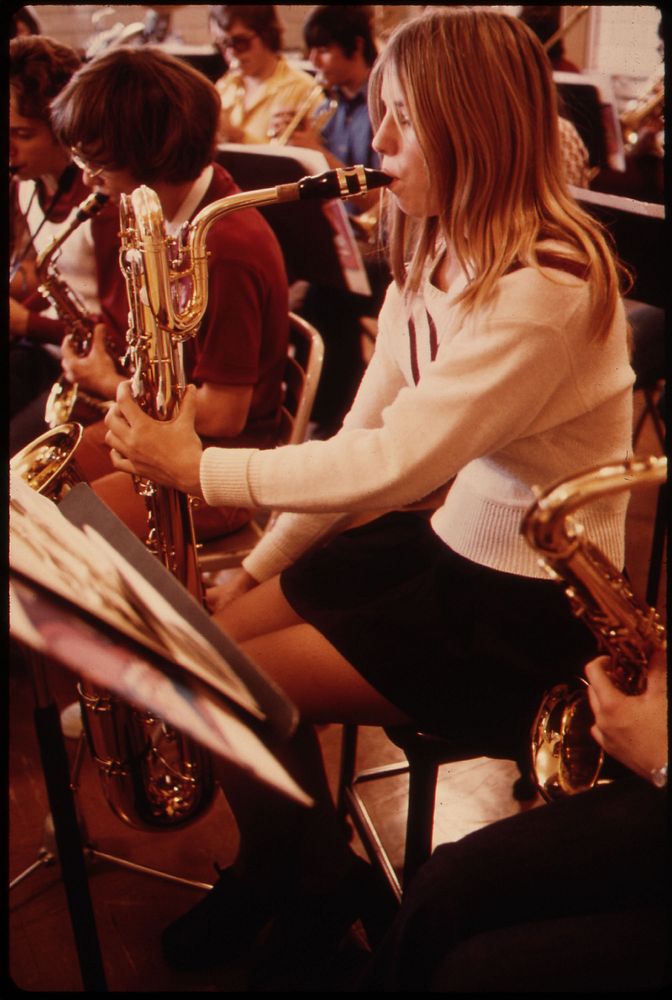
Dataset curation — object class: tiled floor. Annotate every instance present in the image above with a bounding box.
[8,391,665,991]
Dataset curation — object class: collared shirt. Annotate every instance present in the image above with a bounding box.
[320,81,380,171]
[216,57,319,145]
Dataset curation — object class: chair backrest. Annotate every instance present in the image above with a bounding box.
[215,146,351,290]
[196,314,324,571]
[280,313,325,446]
[556,80,608,168]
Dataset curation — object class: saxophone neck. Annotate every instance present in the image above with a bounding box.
[522,456,667,559]
[522,455,667,686]
[35,191,109,273]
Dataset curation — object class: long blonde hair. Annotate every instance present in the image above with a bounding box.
[369,8,629,339]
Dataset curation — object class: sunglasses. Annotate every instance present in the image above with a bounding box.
[219,31,257,55]
[70,148,105,178]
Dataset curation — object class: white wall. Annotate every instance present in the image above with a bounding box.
[22,4,664,95]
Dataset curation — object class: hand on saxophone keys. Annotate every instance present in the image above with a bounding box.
[105,380,204,498]
[61,322,122,401]
[585,649,667,783]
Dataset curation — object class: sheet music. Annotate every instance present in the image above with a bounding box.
[218,142,371,295]
[10,576,310,805]
[9,473,261,719]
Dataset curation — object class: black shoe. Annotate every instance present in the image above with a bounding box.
[160,865,281,972]
[250,857,398,990]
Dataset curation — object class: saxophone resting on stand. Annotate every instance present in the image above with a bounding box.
[522,455,667,800]
[38,190,116,428]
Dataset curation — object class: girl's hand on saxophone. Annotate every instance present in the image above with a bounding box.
[585,650,667,782]
[105,380,204,497]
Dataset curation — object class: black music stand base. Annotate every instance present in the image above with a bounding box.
[28,688,108,992]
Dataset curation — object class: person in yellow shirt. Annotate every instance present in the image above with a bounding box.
[209,5,320,145]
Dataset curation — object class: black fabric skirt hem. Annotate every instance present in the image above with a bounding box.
[280,512,597,758]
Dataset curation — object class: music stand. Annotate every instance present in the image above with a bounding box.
[569,186,665,307]
[9,481,305,992]
[11,639,109,991]
[215,143,372,295]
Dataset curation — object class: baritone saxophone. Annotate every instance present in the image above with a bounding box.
[75,165,393,830]
[522,455,667,800]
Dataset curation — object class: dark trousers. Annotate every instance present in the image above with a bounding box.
[358,778,669,992]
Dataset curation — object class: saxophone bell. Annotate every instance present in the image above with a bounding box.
[10,422,85,503]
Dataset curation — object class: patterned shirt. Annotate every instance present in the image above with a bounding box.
[559,116,591,187]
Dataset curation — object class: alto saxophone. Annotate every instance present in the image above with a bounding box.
[522,455,667,800]
[38,190,116,428]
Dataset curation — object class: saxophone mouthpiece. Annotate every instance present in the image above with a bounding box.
[279,166,393,203]
[75,191,110,222]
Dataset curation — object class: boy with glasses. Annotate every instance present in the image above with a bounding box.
[209,5,319,144]
[49,45,290,543]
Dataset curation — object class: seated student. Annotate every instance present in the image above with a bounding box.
[359,648,668,992]
[9,35,126,444]
[50,46,290,542]
[209,5,319,145]
[104,9,634,982]
[283,4,390,436]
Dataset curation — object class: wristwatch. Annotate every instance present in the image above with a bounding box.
[650,763,668,788]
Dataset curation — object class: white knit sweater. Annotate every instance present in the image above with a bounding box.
[201,259,634,582]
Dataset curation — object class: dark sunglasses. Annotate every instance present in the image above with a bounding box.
[220,32,257,55]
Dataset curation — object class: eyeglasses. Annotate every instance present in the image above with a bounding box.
[218,31,257,55]
[70,148,105,178]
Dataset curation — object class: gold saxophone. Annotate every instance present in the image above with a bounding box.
[76,165,392,829]
[522,455,667,800]
[116,166,391,590]
[10,422,85,503]
[37,190,117,428]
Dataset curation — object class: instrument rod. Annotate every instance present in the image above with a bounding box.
[543,5,590,53]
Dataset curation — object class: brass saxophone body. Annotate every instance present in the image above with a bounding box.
[37,190,115,428]
[116,166,391,592]
[522,455,667,800]
[118,185,204,604]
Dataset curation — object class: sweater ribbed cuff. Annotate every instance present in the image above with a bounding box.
[200,446,257,508]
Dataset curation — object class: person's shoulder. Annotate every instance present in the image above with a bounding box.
[277,57,317,89]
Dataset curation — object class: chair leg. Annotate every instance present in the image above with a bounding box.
[337,723,358,820]
[646,483,667,608]
[403,754,440,886]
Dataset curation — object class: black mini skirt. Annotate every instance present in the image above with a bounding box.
[280,512,598,759]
